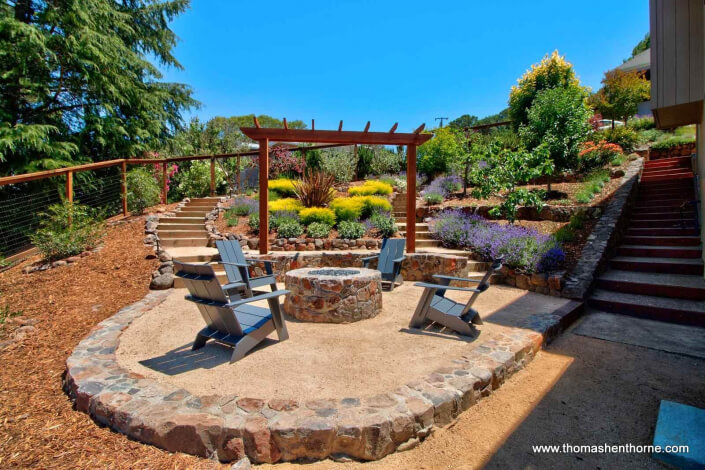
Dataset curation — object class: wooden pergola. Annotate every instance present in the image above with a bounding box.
[240,118,432,254]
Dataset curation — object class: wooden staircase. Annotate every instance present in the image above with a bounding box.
[158,198,219,248]
[588,155,705,326]
[392,193,440,248]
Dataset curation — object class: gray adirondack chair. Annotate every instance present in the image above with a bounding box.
[361,238,406,291]
[408,257,503,336]
[174,261,289,363]
[214,240,278,298]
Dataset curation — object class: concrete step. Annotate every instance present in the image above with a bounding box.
[157,222,205,230]
[629,219,697,229]
[633,200,693,210]
[626,227,699,237]
[160,238,210,247]
[631,212,695,221]
[639,181,693,191]
[172,211,208,218]
[396,222,429,230]
[610,256,704,275]
[622,235,701,246]
[597,270,705,300]
[159,230,209,239]
[588,289,705,327]
[637,190,694,199]
[399,231,434,240]
[617,244,702,259]
[188,197,222,202]
[415,239,441,248]
[159,217,204,224]
[641,167,694,177]
[641,173,694,183]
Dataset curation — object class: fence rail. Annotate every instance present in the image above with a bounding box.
[0,143,346,259]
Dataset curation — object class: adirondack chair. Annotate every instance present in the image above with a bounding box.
[214,239,278,298]
[174,261,289,363]
[408,257,503,336]
[361,238,406,291]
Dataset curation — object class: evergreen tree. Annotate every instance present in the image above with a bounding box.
[0,0,196,175]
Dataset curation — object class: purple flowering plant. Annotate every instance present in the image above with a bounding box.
[428,209,565,273]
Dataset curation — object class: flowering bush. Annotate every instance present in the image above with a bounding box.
[268,197,303,213]
[228,196,258,216]
[369,212,397,238]
[428,209,564,273]
[348,180,393,196]
[270,210,300,231]
[578,141,623,172]
[299,207,336,226]
[277,219,304,238]
[330,196,392,221]
[126,167,161,214]
[421,174,462,204]
[268,145,306,178]
[268,178,297,197]
[151,162,179,194]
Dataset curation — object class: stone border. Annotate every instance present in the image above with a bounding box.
[65,290,583,464]
[649,143,695,160]
[561,157,644,299]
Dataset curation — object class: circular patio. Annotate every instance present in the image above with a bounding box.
[65,285,578,464]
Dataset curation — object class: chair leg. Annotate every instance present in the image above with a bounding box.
[269,283,278,292]
[267,298,289,341]
[192,333,208,350]
[230,335,261,363]
[409,288,435,328]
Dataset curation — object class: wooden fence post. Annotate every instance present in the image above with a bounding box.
[66,171,73,203]
[161,162,167,204]
[236,155,241,194]
[210,157,216,196]
[121,161,128,217]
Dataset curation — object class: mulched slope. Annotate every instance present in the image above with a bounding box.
[0,217,225,469]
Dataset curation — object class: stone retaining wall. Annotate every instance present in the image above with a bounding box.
[561,157,644,299]
[64,291,583,464]
[649,143,695,160]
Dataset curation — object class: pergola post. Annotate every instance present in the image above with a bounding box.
[406,144,417,253]
[210,157,216,196]
[258,138,269,254]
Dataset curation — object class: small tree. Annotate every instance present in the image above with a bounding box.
[520,86,592,188]
[588,69,650,126]
[418,127,464,177]
[509,51,581,130]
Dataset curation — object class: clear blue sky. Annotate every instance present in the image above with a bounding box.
[160,0,649,132]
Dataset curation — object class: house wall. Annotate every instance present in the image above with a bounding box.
[650,0,704,128]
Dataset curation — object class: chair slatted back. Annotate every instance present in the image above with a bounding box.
[378,238,406,274]
[216,240,248,283]
[174,261,244,337]
[460,257,503,316]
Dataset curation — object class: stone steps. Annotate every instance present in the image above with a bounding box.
[589,289,705,327]
[597,270,705,301]
[617,244,702,259]
[156,199,219,249]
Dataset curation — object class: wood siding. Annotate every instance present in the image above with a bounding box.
[650,0,704,127]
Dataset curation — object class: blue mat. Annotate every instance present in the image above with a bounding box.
[653,400,705,469]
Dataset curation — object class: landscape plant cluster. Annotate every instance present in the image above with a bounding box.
[428,209,565,274]
[225,175,397,240]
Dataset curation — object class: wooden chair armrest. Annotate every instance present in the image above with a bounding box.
[213,261,250,268]
[432,274,483,284]
[414,282,483,293]
[361,255,379,262]
[393,256,406,264]
[226,290,291,308]
[245,258,274,265]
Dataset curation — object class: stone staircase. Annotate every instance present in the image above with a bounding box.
[392,193,440,248]
[158,198,220,248]
[588,155,705,326]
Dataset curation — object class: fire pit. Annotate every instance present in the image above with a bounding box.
[283,267,382,323]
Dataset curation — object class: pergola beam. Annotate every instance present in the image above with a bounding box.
[240,127,431,146]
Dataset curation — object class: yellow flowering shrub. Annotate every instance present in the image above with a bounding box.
[268,178,297,197]
[330,196,392,221]
[299,207,336,226]
[268,197,303,213]
[348,180,393,196]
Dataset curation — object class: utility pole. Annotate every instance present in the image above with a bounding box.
[435,117,449,128]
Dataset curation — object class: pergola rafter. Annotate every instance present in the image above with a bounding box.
[240,118,432,254]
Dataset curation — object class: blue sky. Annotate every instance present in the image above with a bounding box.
[160,0,649,132]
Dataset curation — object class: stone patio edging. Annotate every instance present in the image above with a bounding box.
[561,157,644,299]
[64,290,583,464]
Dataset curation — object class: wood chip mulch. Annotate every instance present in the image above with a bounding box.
[0,217,226,469]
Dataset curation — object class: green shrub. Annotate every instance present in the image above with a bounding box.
[330,197,364,222]
[248,213,261,233]
[594,127,640,153]
[423,193,443,205]
[370,212,397,238]
[552,225,575,243]
[575,170,609,203]
[270,211,300,231]
[628,116,655,130]
[370,149,403,175]
[320,147,356,182]
[359,196,392,218]
[30,202,106,261]
[299,207,336,226]
[126,167,160,214]
[638,129,666,144]
[175,160,226,198]
[651,135,695,150]
[276,219,304,238]
[348,180,394,196]
[227,196,257,217]
[337,221,366,239]
[307,222,332,238]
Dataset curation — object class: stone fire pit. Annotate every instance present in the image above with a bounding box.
[283,267,382,323]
